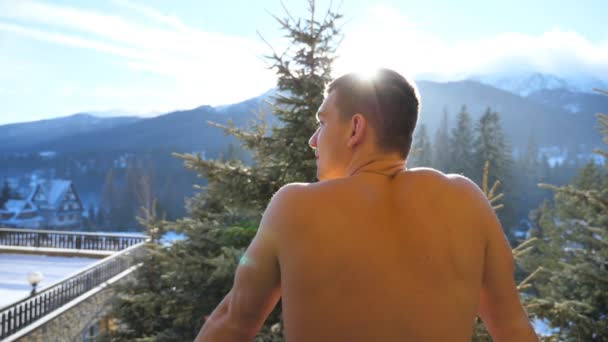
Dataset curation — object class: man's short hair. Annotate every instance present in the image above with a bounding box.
[327,68,420,159]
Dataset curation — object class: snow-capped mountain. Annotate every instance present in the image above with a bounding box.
[468,72,608,97]
[526,88,608,115]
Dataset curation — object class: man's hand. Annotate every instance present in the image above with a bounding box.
[194,184,304,342]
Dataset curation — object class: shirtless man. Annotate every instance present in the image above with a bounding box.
[195,68,538,341]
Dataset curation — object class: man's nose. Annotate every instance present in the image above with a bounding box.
[308,130,318,149]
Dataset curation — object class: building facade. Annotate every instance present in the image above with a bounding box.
[0,179,84,229]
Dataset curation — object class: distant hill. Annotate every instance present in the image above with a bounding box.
[0,114,141,153]
[526,88,608,115]
[416,80,602,152]
[28,94,274,155]
[1,81,602,156]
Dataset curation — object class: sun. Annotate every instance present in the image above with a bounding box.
[354,68,380,81]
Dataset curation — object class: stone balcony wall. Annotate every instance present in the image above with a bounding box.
[11,269,135,342]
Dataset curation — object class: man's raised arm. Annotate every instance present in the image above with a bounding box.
[454,176,538,342]
[194,184,302,341]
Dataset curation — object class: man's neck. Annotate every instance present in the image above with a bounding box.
[345,154,407,178]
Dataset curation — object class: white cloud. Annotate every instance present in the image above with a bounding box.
[0,21,148,61]
[56,85,77,97]
[110,0,190,32]
[0,0,606,121]
[0,0,276,108]
[335,4,608,81]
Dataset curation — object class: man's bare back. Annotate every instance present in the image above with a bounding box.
[278,168,485,341]
[195,69,538,342]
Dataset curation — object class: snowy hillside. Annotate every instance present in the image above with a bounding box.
[468,72,608,97]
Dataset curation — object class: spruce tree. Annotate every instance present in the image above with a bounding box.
[0,180,10,208]
[87,204,96,231]
[109,1,342,341]
[522,134,541,182]
[432,108,451,171]
[512,133,547,245]
[449,105,475,176]
[520,91,608,341]
[472,107,518,239]
[472,107,512,186]
[97,205,106,227]
[408,124,433,167]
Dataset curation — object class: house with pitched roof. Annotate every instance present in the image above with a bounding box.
[0,179,84,229]
[0,199,42,228]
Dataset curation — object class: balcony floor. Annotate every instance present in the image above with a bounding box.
[0,253,98,308]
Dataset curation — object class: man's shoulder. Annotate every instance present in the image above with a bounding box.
[406,168,486,204]
[275,180,342,195]
[443,173,484,196]
[441,173,494,217]
[272,182,312,199]
[408,167,480,188]
[405,167,448,182]
[271,181,341,209]
[268,182,314,211]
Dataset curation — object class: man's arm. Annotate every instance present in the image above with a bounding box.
[452,176,538,342]
[194,184,302,342]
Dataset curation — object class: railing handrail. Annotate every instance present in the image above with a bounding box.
[0,240,148,314]
[0,227,147,239]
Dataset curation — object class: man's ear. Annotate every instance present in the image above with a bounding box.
[347,114,366,148]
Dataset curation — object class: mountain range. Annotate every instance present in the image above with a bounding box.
[469,72,608,97]
[0,73,605,157]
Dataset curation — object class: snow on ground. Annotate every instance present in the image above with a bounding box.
[533,318,560,336]
[0,253,98,308]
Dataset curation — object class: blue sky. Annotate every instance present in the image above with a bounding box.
[0,0,606,125]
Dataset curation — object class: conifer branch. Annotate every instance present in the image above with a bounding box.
[592,88,608,95]
[512,237,538,255]
[481,160,504,211]
[482,160,489,195]
[491,203,504,211]
[488,180,501,200]
[538,183,608,211]
[488,192,504,205]
[593,149,608,158]
[517,266,544,291]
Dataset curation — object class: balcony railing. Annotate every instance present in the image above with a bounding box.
[0,240,148,339]
[0,228,147,251]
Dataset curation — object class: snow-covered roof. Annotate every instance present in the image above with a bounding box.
[31,179,73,208]
[3,200,27,212]
[5,215,44,224]
[0,199,39,223]
[49,180,71,206]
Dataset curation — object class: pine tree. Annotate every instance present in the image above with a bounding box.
[0,180,10,208]
[512,133,546,245]
[449,105,475,176]
[109,1,342,340]
[97,205,106,227]
[408,124,432,167]
[537,153,552,187]
[522,134,540,181]
[101,169,119,228]
[432,108,451,171]
[520,90,608,341]
[472,107,512,185]
[472,107,519,239]
[87,204,96,230]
